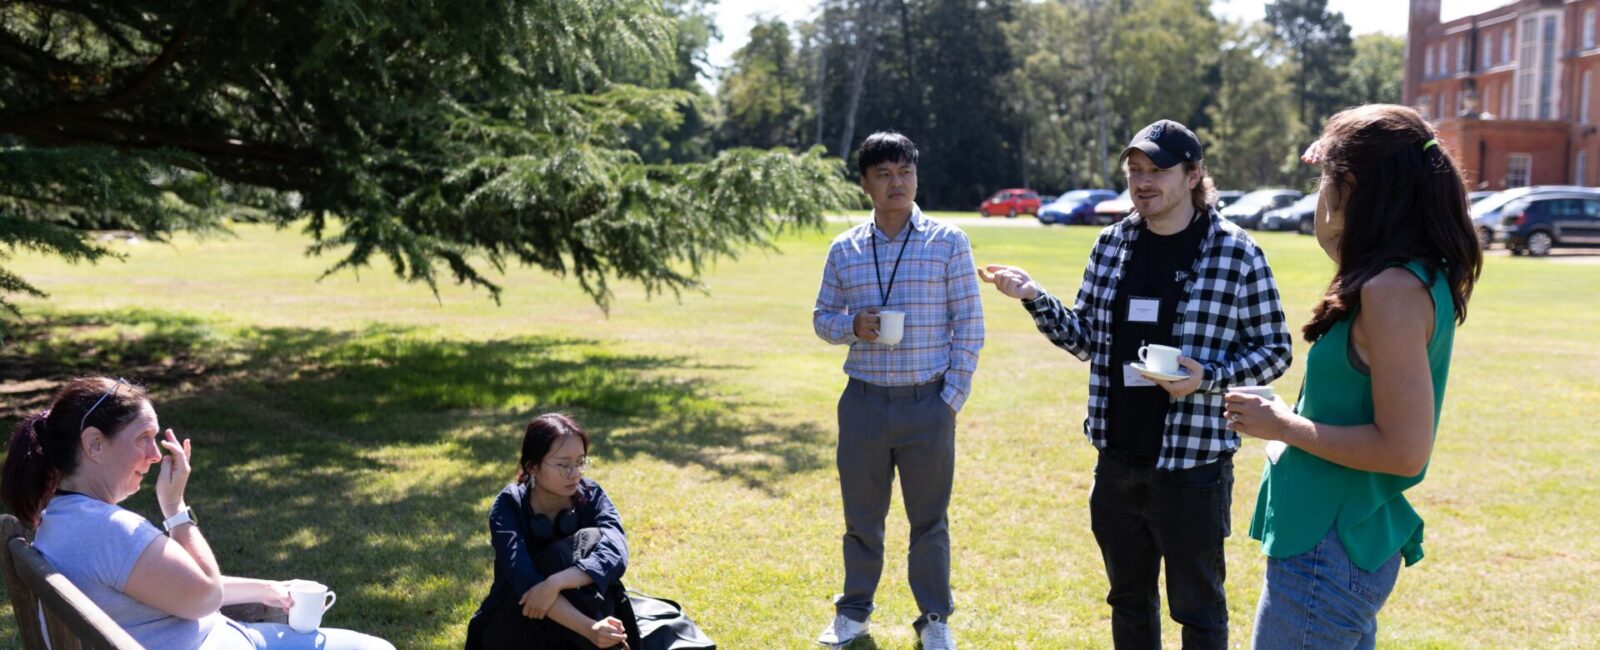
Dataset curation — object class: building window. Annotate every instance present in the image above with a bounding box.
[1584,70,1593,125]
[1436,93,1444,120]
[1417,94,1432,119]
[1457,38,1466,72]
[1576,151,1589,186]
[1502,29,1512,64]
[1425,48,1435,78]
[1501,80,1512,117]
[1483,33,1493,68]
[1587,9,1597,49]
[1507,154,1532,188]
[1516,14,1563,119]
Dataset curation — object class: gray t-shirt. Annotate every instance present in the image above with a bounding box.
[35,493,222,649]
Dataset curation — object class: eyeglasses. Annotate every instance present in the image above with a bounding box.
[80,378,127,433]
[544,457,591,479]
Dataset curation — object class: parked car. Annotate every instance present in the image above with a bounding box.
[1260,193,1319,233]
[979,188,1042,218]
[1493,193,1600,256]
[1221,189,1302,229]
[1037,189,1116,225]
[1039,194,1058,205]
[1467,190,1496,204]
[1214,190,1246,210]
[1092,190,1133,225]
[1471,186,1600,248]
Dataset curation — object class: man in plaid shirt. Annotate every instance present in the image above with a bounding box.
[811,132,983,650]
[984,120,1291,649]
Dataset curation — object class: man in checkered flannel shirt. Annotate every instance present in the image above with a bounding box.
[983,120,1292,650]
[811,132,983,650]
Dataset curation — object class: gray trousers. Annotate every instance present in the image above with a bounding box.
[835,377,956,630]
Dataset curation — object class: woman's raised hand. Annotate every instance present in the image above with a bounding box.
[156,429,192,519]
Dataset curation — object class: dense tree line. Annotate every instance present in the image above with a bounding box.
[718,0,1405,207]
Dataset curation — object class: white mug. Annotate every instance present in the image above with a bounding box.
[287,580,337,633]
[1137,344,1182,374]
[1228,385,1275,399]
[877,310,905,346]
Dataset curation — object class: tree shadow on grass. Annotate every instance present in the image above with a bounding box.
[0,308,831,647]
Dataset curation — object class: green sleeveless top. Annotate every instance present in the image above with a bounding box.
[1248,259,1456,572]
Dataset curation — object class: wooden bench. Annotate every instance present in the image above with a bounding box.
[2,513,286,650]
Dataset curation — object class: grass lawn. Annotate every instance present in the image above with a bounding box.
[2,220,1597,649]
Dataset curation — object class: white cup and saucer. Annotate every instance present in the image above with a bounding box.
[1132,344,1188,381]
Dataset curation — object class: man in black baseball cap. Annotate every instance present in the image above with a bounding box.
[978,118,1292,649]
[1120,118,1204,169]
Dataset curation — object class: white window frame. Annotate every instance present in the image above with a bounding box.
[1502,29,1512,64]
[1425,47,1435,78]
[1584,70,1593,125]
[1507,153,1532,188]
[1516,12,1563,120]
[1482,33,1493,68]
[1457,38,1466,73]
[1587,9,1597,49]
[1501,80,1512,117]
[1576,151,1589,186]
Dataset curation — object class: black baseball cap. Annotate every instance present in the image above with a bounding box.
[1120,119,1203,169]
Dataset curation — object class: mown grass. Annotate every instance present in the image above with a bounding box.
[1,221,1596,649]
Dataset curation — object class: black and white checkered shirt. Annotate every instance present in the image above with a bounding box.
[1022,209,1293,470]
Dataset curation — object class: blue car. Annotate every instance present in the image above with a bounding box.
[1037,189,1116,225]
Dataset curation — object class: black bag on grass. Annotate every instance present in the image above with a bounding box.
[619,591,715,650]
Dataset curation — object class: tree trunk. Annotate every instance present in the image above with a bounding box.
[813,16,829,147]
[1088,0,1111,187]
[839,0,878,160]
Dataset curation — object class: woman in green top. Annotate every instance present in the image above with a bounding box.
[1224,104,1482,649]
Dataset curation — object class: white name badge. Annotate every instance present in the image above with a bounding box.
[1128,297,1160,323]
[1122,362,1158,388]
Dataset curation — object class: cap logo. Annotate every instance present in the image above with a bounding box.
[1149,123,1166,140]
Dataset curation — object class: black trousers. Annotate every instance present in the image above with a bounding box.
[478,528,641,650]
[1090,450,1232,650]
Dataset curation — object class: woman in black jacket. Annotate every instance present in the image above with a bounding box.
[466,414,639,649]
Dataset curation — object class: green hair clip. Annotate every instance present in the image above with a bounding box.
[1422,138,1439,151]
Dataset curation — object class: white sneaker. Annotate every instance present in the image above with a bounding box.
[816,613,870,646]
[918,613,955,650]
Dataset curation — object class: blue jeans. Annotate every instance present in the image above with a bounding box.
[202,619,396,650]
[1251,526,1402,650]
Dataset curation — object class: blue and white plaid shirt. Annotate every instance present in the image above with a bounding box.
[813,205,985,412]
[1023,209,1293,469]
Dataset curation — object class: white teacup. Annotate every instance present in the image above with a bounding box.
[287,580,337,633]
[1228,385,1275,399]
[877,310,905,346]
[1137,344,1182,374]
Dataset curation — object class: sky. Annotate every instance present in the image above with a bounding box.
[702,0,1513,92]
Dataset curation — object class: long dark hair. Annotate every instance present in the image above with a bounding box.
[515,413,591,504]
[1303,104,1483,342]
[2,377,150,527]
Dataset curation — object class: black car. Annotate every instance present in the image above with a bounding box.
[1495,194,1600,256]
[1214,190,1245,210]
[1472,186,1600,249]
[1221,189,1302,229]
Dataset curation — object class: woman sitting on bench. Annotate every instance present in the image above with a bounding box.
[465,413,638,650]
[1,377,394,650]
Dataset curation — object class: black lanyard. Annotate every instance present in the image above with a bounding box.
[872,221,911,307]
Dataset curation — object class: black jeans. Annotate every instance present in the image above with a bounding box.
[479,528,639,650]
[1090,449,1232,650]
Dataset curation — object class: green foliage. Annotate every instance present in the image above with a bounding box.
[1342,33,1406,107]
[1105,0,1220,137]
[1200,22,1305,191]
[0,0,855,322]
[717,18,809,149]
[1005,1,1108,191]
[1265,0,1356,130]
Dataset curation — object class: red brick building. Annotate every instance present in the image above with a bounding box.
[1407,0,1600,189]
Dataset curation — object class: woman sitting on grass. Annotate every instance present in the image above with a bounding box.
[1,376,395,649]
[1225,103,1483,648]
[465,413,637,650]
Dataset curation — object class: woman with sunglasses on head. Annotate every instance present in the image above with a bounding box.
[1225,104,1483,649]
[465,413,637,650]
[1,377,394,649]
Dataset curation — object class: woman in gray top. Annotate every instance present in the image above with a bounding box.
[2,377,394,650]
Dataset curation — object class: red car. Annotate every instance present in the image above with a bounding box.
[978,188,1041,218]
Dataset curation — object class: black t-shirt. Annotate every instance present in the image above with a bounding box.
[1105,212,1208,462]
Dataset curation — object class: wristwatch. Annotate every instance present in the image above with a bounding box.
[163,507,198,533]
